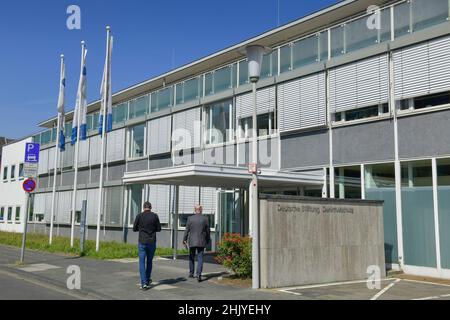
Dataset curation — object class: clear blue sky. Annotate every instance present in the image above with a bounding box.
[0,0,338,139]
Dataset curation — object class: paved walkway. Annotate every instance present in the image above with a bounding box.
[2,245,450,300]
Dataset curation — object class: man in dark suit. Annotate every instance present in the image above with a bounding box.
[133,202,161,290]
[183,205,211,282]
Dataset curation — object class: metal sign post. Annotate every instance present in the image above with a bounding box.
[80,200,87,254]
[20,180,35,263]
[20,143,40,263]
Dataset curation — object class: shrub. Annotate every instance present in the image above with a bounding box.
[215,233,252,278]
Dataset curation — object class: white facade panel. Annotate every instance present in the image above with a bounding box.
[201,187,217,215]
[278,72,326,132]
[172,108,201,150]
[107,128,126,163]
[78,140,90,167]
[86,188,99,226]
[330,54,389,113]
[38,149,49,174]
[89,135,102,166]
[178,186,200,214]
[148,185,170,224]
[394,36,450,100]
[148,116,172,155]
[236,86,276,119]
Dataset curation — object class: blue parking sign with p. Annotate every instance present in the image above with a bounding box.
[25,143,40,163]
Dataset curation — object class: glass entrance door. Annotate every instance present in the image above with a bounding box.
[218,190,242,241]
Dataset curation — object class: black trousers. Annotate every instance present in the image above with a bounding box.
[189,247,205,276]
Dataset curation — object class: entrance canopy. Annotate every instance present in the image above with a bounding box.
[122,164,324,189]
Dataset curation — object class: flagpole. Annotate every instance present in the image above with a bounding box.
[49,55,64,245]
[96,26,111,252]
[70,41,86,248]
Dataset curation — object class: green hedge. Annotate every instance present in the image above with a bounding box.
[0,232,187,260]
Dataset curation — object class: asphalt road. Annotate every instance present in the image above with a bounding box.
[0,270,77,300]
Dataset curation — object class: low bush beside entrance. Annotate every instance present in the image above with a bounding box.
[216,233,252,279]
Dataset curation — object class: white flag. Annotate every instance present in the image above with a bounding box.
[72,46,88,145]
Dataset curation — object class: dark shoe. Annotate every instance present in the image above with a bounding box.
[148,279,153,285]
[188,274,195,278]
[140,284,149,291]
[197,275,202,283]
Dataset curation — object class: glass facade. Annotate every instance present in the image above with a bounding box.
[129,124,145,158]
[239,112,275,139]
[365,163,398,264]
[334,166,361,199]
[437,159,450,269]
[129,185,143,225]
[238,60,249,86]
[401,160,437,268]
[113,103,127,124]
[104,186,123,226]
[205,100,233,145]
[129,95,149,119]
[411,0,449,33]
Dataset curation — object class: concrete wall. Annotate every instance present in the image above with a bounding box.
[259,195,386,289]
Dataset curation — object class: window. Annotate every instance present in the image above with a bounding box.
[280,45,291,73]
[7,207,12,221]
[334,104,389,122]
[113,103,128,124]
[401,160,437,267]
[365,163,398,264]
[104,187,123,226]
[3,166,8,181]
[156,87,173,111]
[397,91,450,111]
[205,100,234,145]
[129,95,149,119]
[330,25,345,57]
[33,134,41,144]
[176,77,200,105]
[129,185,143,225]
[345,15,379,53]
[394,1,411,38]
[334,166,362,199]
[15,207,21,222]
[51,127,57,143]
[239,112,275,139]
[292,35,319,69]
[213,65,233,94]
[436,158,450,269]
[411,0,449,33]
[0,208,4,222]
[260,52,278,79]
[10,165,16,180]
[238,60,249,86]
[129,124,146,158]
[318,31,329,61]
[40,130,52,146]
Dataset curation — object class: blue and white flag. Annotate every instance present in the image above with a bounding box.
[99,35,113,135]
[57,57,66,152]
[72,46,88,145]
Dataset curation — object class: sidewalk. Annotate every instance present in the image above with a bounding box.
[0,245,295,300]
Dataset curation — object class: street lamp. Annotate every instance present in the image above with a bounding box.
[244,44,271,289]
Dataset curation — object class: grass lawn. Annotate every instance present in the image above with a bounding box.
[0,231,187,260]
